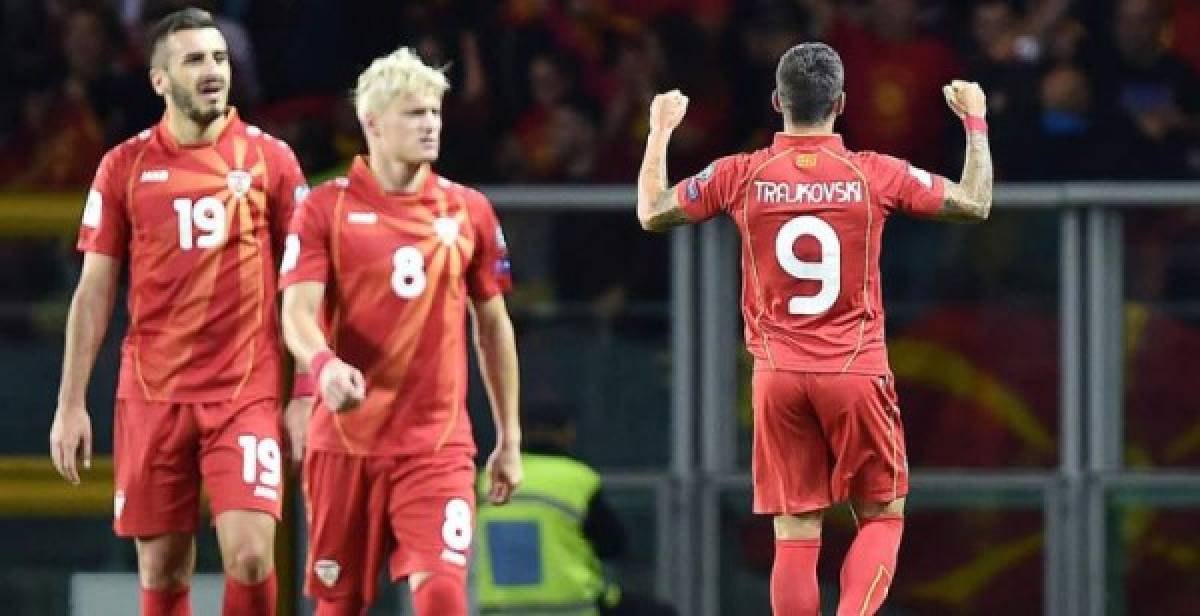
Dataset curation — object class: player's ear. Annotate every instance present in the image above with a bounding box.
[832,92,846,117]
[148,67,167,97]
[771,89,782,113]
[362,113,381,139]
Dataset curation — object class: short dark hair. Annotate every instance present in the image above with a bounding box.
[775,43,844,125]
[145,7,217,66]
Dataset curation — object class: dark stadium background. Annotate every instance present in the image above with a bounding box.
[1,0,1197,614]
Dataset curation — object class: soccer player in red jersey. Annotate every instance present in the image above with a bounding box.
[48,9,308,616]
[279,48,522,616]
[636,43,993,615]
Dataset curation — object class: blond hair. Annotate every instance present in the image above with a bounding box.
[354,47,450,121]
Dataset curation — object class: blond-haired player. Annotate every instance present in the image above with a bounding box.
[281,47,522,616]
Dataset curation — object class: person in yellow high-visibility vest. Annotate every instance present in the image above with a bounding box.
[475,400,676,616]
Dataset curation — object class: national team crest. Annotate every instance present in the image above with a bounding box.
[314,559,340,587]
[226,170,253,198]
[433,217,459,247]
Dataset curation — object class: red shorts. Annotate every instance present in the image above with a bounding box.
[752,370,909,514]
[302,447,476,603]
[112,397,284,537]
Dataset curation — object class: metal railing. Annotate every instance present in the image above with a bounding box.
[479,182,1200,616]
[2,182,1199,615]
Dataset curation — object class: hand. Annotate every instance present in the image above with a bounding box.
[649,89,689,134]
[284,396,314,468]
[484,443,522,505]
[318,359,365,413]
[943,80,987,118]
[50,405,92,485]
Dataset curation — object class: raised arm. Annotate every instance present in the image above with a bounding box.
[50,252,120,484]
[937,80,993,222]
[637,89,692,232]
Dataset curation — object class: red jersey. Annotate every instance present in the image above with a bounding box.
[280,157,512,456]
[677,133,946,375]
[77,110,307,402]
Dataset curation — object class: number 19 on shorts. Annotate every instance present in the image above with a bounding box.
[238,434,282,501]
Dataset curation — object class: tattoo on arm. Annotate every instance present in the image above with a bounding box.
[637,130,691,232]
[939,132,993,222]
[643,188,691,230]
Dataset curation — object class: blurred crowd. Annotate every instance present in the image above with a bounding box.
[1,0,1199,190]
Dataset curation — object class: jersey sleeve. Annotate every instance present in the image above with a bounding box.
[866,153,947,217]
[674,155,744,222]
[279,186,334,289]
[465,192,512,301]
[267,140,309,260]
[76,148,131,259]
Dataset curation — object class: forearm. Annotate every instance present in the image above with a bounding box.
[942,130,994,222]
[282,287,331,370]
[284,316,329,370]
[474,311,520,447]
[637,129,677,230]
[57,285,115,408]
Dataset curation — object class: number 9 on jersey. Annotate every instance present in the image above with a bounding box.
[775,215,841,315]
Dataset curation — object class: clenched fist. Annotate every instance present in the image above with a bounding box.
[943,80,987,118]
[649,89,689,134]
[319,359,365,413]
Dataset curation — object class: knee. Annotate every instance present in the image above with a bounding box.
[852,496,905,521]
[138,550,191,590]
[774,511,823,540]
[224,542,274,583]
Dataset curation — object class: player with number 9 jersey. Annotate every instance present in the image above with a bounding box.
[280,47,522,615]
[637,43,992,615]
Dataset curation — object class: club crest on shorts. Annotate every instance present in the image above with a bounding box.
[226,170,253,198]
[433,217,459,247]
[314,559,340,587]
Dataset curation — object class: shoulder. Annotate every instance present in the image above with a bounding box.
[849,149,904,175]
[439,174,497,215]
[714,151,757,175]
[529,453,601,484]
[438,174,489,202]
[241,123,300,161]
[101,128,156,172]
[304,178,348,209]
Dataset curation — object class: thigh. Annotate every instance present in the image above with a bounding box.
[386,449,476,583]
[197,398,285,519]
[302,449,391,604]
[810,374,909,505]
[751,369,832,515]
[114,399,201,537]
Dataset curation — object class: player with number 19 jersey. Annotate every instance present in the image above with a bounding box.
[678,133,946,513]
[76,109,307,535]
